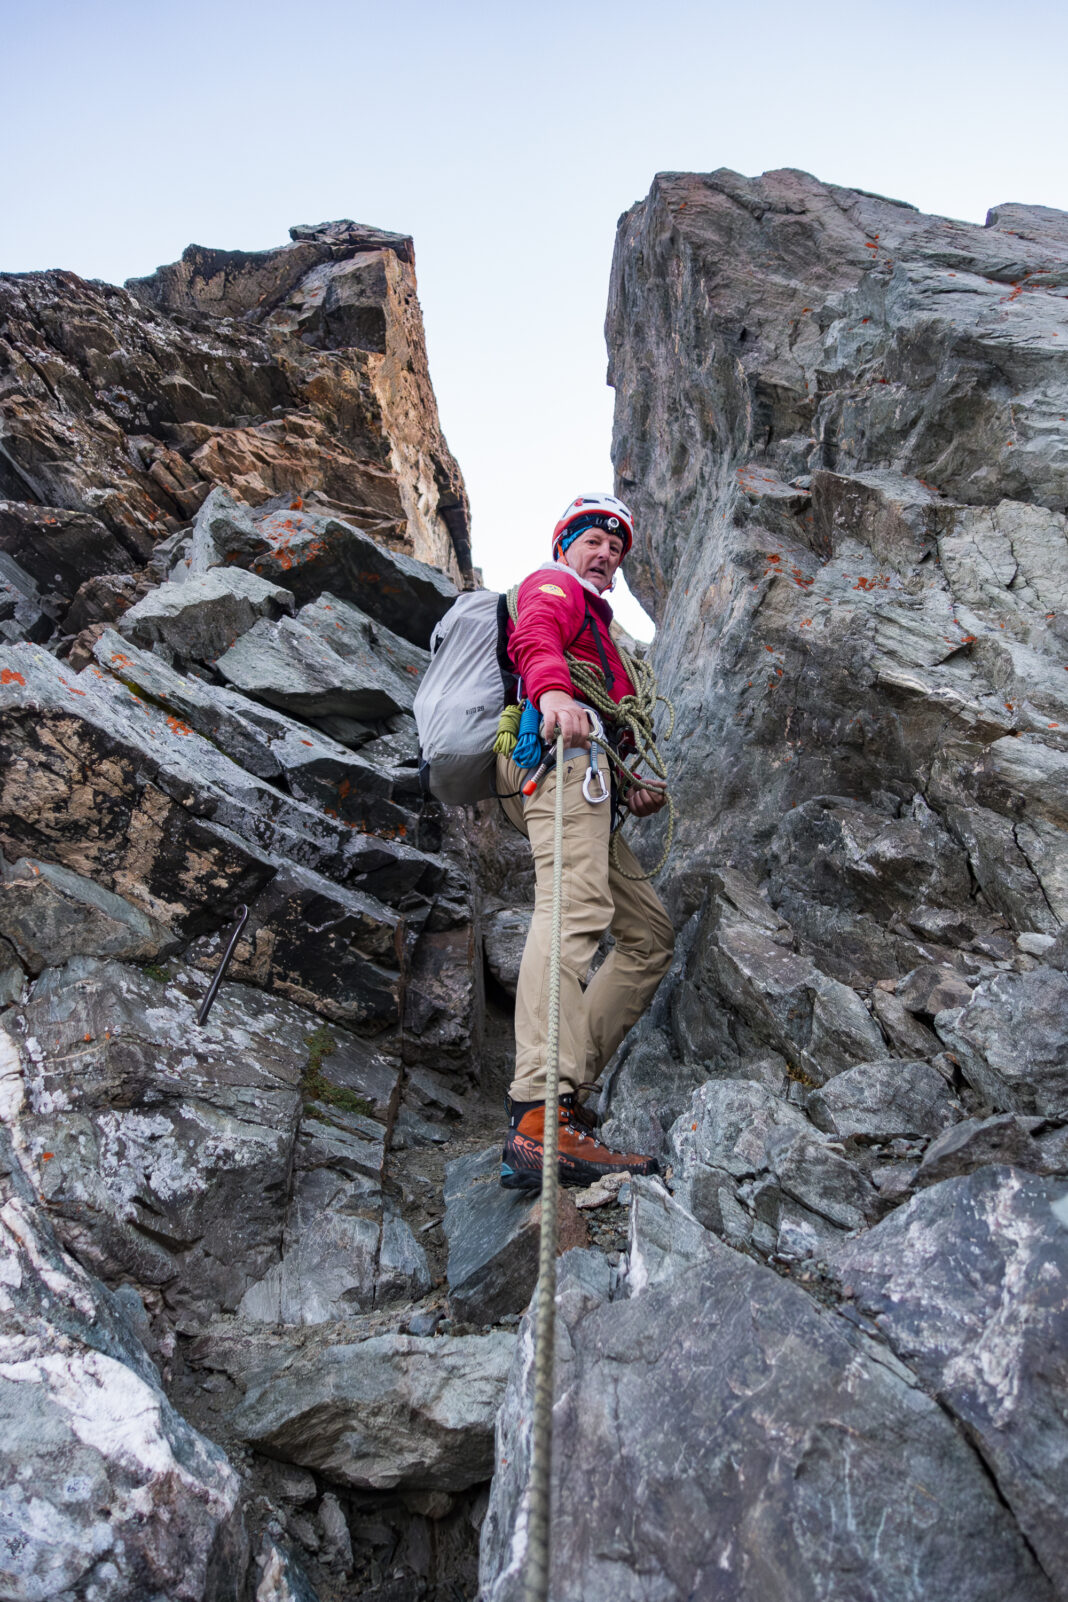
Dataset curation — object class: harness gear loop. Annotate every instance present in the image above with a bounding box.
[507,587,675,880]
[522,726,566,1602]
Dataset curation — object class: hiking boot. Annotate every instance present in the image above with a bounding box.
[500,1098,659,1191]
[505,1092,601,1135]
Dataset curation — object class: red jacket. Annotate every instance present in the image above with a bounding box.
[507,564,636,710]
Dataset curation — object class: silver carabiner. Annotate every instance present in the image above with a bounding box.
[583,737,610,804]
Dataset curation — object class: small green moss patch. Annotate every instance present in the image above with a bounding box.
[302,1027,375,1118]
[141,963,170,983]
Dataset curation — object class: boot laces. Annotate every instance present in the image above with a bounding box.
[559,1105,589,1143]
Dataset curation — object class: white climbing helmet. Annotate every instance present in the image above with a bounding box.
[552,494,634,558]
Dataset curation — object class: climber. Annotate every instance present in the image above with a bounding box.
[498,494,675,1190]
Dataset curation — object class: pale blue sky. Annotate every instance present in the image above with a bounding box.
[5,0,1068,636]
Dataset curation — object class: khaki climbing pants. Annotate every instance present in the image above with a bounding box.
[496,752,675,1104]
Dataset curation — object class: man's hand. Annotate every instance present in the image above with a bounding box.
[539,691,591,749]
[627,786,668,818]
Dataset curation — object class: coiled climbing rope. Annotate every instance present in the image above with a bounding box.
[502,587,676,881]
[565,651,675,881]
[523,726,566,1602]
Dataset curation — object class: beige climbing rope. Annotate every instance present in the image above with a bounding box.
[522,726,566,1602]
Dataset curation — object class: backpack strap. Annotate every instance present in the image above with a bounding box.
[496,591,516,691]
[574,593,616,694]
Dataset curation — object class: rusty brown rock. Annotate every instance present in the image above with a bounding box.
[0,219,470,619]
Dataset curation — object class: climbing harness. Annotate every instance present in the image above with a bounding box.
[523,726,566,1602]
[504,589,677,880]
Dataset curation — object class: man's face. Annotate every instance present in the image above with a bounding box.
[562,526,626,593]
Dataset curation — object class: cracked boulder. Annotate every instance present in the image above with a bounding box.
[807,1057,963,1142]
[828,1167,1068,1594]
[118,566,295,663]
[480,1230,1049,1602]
[0,1124,247,1600]
[667,1078,877,1257]
[0,957,398,1319]
[202,1322,515,1491]
[216,592,427,720]
[190,488,457,646]
[912,1113,1068,1187]
[684,891,886,1084]
[936,967,1068,1116]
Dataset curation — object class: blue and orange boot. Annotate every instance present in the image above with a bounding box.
[500,1096,660,1191]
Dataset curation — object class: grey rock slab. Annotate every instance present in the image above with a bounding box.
[216,598,424,721]
[625,1176,717,1295]
[912,1113,1050,1187]
[810,468,941,570]
[296,1112,387,1185]
[0,1123,247,1601]
[0,549,53,642]
[701,902,886,1082]
[297,590,428,682]
[94,628,421,840]
[668,1078,876,1247]
[770,795,973,930]
[64,571,141,633]
[118,566,295,662]
[238,1166,382,1326]
[444,1148,536,1324]
[94,625,288,780]
[266,719,416,838]
[444,1146,588,1323]
[0,854,178,972]
[667,1078,809,1230]
[229,1327,515,1491]
[765,1123,878,1232]
[937,967,1068,1116]
[870,986,943,1058]
[482,905,531,995]
[190,488,457,646]
[376,1208,431,1305]
[897,962,976,1019]
[829,1167,1068,1593]
[404,1065,466,1121]
[808,1057,963,1141]
[0,499,135,610]
[480,1233,1050,1602]
[0,957,390,1318]
[0,641,398,933]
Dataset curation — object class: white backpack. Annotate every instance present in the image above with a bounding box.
[414,590,517,804]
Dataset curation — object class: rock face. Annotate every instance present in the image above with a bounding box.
[0,1120,247,1600]
[1,220,470,592]
[481,172,1068,1601]
[8,179,1068,1602]
[481,1207,1051,1602]
[0,218,510,1602]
